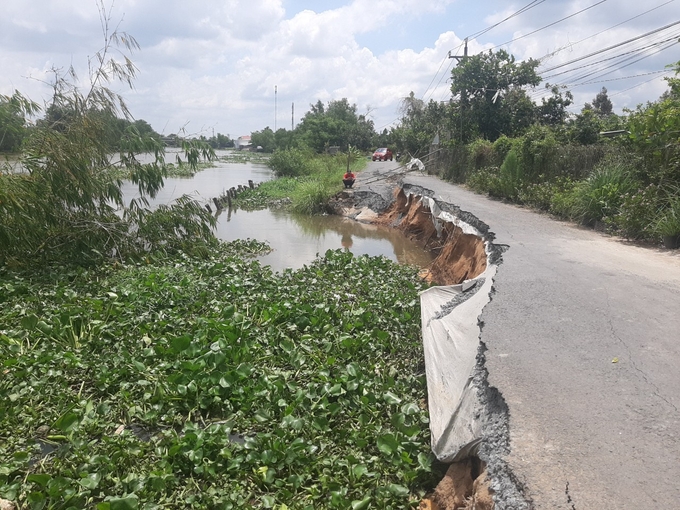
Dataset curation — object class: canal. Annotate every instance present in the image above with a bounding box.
[121,150,433,272]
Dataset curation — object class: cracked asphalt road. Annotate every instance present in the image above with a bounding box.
[358,161,680,509]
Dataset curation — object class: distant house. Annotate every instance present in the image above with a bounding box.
[235,135,252,151]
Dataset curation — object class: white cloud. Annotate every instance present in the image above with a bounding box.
[1,0,677,136]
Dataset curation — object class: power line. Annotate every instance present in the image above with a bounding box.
[566,72,671,111]
[541,32,680,82]
[491,0,609,50]
[536,0,676,64]
[467,0,547,40]
[564,38,680,86]
[539,19,680,73]
[570,68,672,87]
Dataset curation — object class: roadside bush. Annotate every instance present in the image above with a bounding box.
[652,187,680,240]
[551,144,612,180]
[468,139,494,170]
[466,166,502,196]
[440,143,470,183]
[550,180,580,219]
[570,161,639,226]
[518,181,556,211]
[517,125,559,181]
[290,179,335,214]
[492,135,514,166]
[498,149,523,200]
[516,176,577,212]
[609,184,659,239]
[267,147,313,177]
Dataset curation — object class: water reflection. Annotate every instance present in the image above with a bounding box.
[112,157,435,272]
[216,209,433,272]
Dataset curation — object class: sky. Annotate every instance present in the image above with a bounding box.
[1,0,679,139]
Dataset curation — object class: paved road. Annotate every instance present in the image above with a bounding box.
[360,162,680,508]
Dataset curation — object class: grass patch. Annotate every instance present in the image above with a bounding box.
[234,150,366,213]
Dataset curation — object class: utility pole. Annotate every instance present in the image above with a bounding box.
[291,102,294,131]
[448,37,468,63]
[274,85,277,132]
[448,38,468,142]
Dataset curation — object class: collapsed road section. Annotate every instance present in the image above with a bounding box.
[330,184,531,509]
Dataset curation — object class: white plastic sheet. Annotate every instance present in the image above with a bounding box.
[420,258,496,462]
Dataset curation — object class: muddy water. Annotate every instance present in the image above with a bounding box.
[121,152,434,272]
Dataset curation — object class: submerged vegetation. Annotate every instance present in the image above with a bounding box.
[0,247,440,508]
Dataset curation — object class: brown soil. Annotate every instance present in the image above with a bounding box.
[421,461,494,510]
[376,189,487,285]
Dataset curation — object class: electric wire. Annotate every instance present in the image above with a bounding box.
[555,38,680,86]
[490,0,609,50]
[539,19,680,73]
[552,45,676,97]
[566,72,672,111]
[466,0,547,40]
[570,68,672,87]
[536,0,676,64]
[541,33,680,81]
[529,28,680,101]
[422,54,451,102]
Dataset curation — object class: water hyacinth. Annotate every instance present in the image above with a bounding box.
[0,244,442,509]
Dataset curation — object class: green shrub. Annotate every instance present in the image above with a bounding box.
[290,179,336,214]
[518,181,556,210]
[466,166,502,196]
[498,149,523,200]
[468,139,494,170]
[492,135,514,166]
[570,161,639,226]
[609,185,659,239]
[550,182,580,219]
[267,147,313,177]
[517,125,559,181]
[653,192,680,238]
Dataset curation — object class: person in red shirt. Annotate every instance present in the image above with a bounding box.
[343,171,355,189]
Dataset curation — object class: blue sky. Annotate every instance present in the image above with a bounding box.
[1,0,678,139]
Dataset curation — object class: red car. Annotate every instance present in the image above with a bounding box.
[372,148,393,161]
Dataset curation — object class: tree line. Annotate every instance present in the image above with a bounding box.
[252,50,680,246]
[0,96,234,153]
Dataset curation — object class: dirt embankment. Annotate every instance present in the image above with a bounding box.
[375,188,487,285]
[330,186,489,285]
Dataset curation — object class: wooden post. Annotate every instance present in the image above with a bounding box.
[205,204,212,213]
[248,180,254,189]
[212,197,222,211]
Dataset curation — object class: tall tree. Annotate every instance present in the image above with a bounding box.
[393,92,448,155]
[592,87,613,116]
[450,49,541,141]
[295,98,376,152]
[251,127,276,152]
[539,85,573,126]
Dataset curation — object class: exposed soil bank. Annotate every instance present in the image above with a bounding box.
[375,187,488,285]
[330,184,520,509]
[330,184,499,285]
